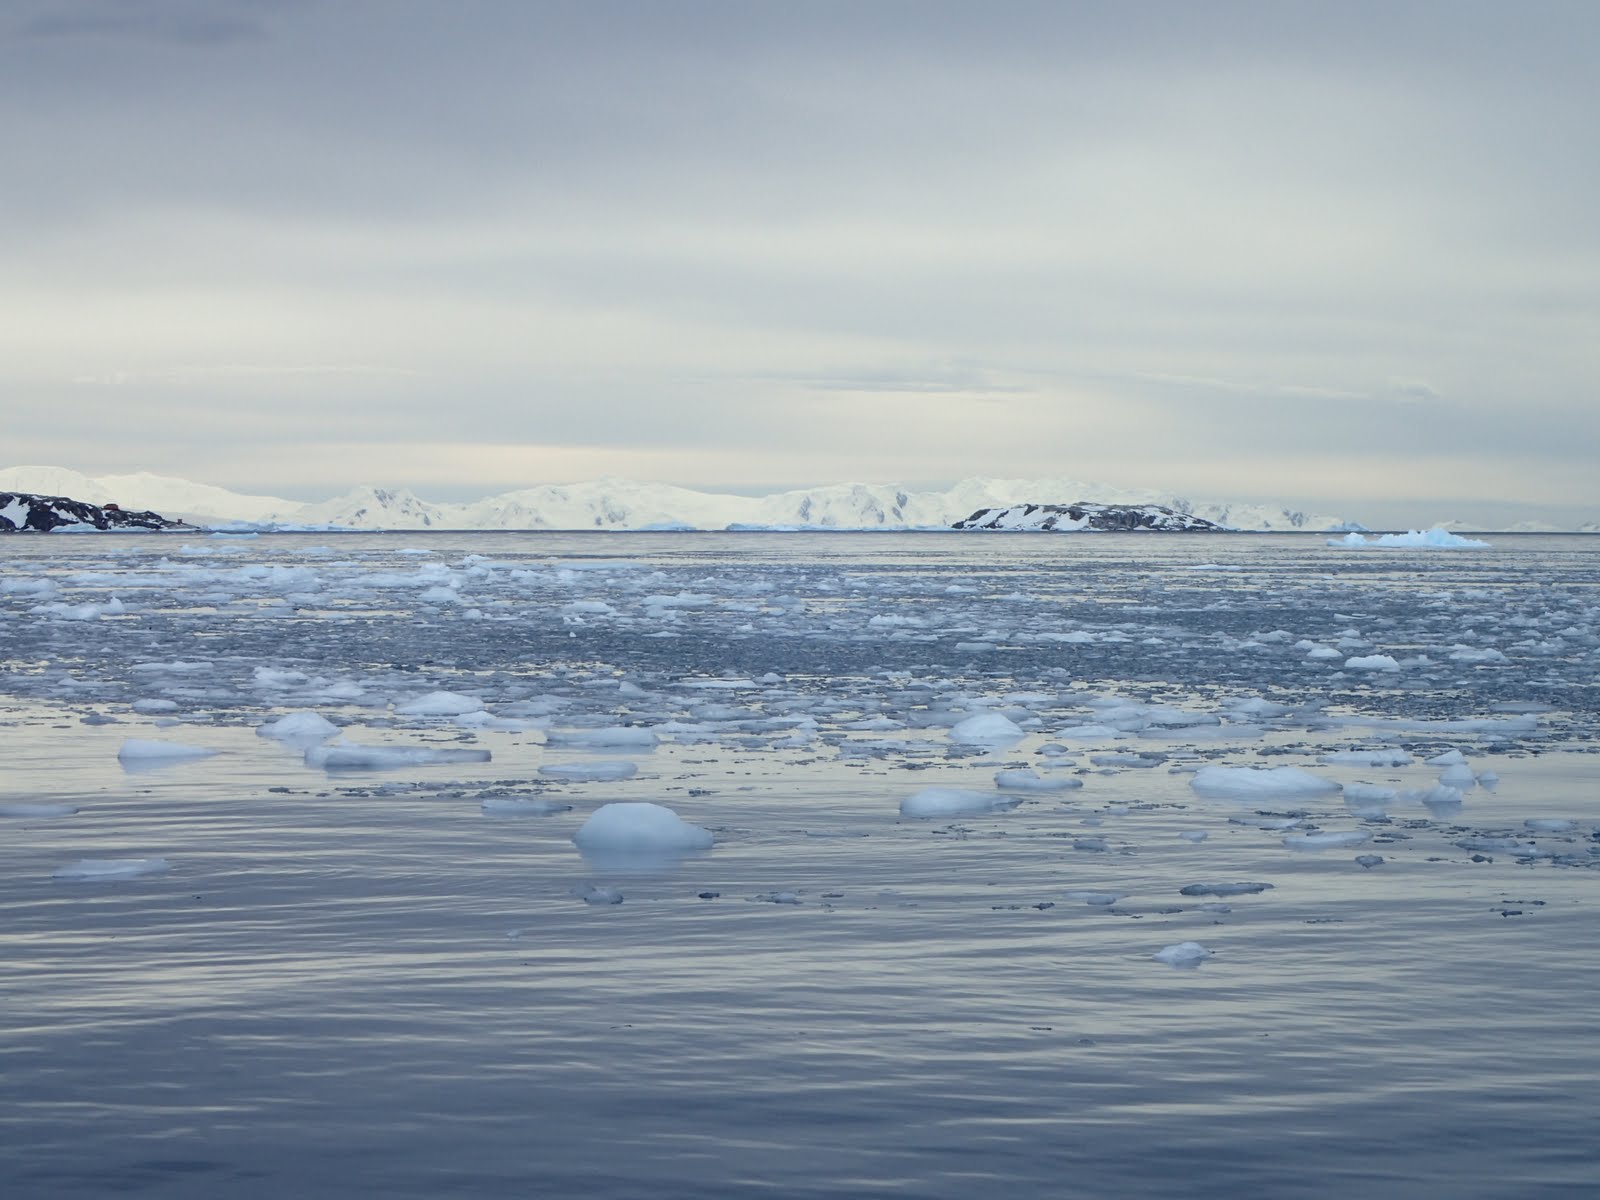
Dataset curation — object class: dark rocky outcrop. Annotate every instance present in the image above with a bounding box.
[953,502,1227,532]
[0,491,190,533]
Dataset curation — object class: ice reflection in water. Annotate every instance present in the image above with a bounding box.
[0,532,1598,1198]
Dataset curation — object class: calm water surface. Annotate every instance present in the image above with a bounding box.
[1,532,1597,1197]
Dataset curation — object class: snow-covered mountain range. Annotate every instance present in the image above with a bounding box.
[0,465,1357,532]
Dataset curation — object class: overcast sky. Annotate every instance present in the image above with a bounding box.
[5,0,1597,524]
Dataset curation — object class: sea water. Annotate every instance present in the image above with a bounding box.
[1,531,1597,1198]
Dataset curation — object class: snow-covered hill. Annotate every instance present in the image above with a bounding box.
[0,465,1354,531]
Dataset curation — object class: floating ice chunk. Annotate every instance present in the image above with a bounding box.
[117,739,218,763]
[948,712,1025,744]
[1179,882,1273,897]
[1064,891,1124,906]
[480,797,572,816]
[1333,528,1490,549]
[1053,724,1120,742]
[53,857,170,881]
[1090,752,1164,768]
[993,769,1082,792]
[305,738,492,769]
[1438,763,1477,788]
[1304,644,1341,659]
[572,802,713,852]
[1283,829,1373,851]
[544,726,660,750]
[394,690,484,716]
[900,788,1023,817]
[1343,783,1397,813]
[453,711,532,731]
[1404,784,1465,809]
[256,711,339,742]
[253,666,310,689]
[132,698,180,714]
[1426,750,1468,766]
[1189,766,1340,798]
[1354,854,1385,869]
[575,885,624,905]
[1344,654,1400,672]
[1,803,78,818]
[1448,645,1508,663]
[1178,830,1209,843]
[1524,818,1575,832]
[1153,942,1212,967]
[539,761,639,782]
[1319,750,1413,767]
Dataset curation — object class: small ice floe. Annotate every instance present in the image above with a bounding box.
[394,691,484,717]
[993,769,1082,792]
[1524,819,1575,833]
[1054,723,1120,740]
[1064,891,1124,906]
[573,884,624,905]
[1153,942,1212,968]
[480,797,572,816]
[1438,763,1477,788]
[948,712,1025,745]
[0,803,78,818]
[1426,749,1468,766]
[1189,766,1340,798]
[117,738,218,764]
[1090,752,1164,768]
[1178,830,1209,843]
[1283,829,1373,851]
[1229,815,1303,830]
[1319,750,1413,767]
[1344,654,1401,672]
[538,761,639,783]
[1179,881,1273,897]
[900,788,1022,817]
[1355,854,1385,869]
[305,738,492,770]
[544,726,660,750]
[256,711,339,743]
[1331,528,1490,549]
[572,802,713,852]
[1403,784,1465,811]
[53,857,170,881]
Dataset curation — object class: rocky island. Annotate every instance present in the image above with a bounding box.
[0,491,190,533]
[953,502,1227,532]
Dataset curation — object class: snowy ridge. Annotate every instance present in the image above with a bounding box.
[0,490,189,533]
[0,465,1351,532]
[953,503,1224,532]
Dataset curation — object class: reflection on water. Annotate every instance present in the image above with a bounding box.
[1,532,1597,1198]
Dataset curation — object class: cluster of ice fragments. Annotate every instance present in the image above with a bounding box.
[3,535,1596,955]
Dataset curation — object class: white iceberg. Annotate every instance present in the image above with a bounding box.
[117,738,218,763]
[571,802,713,852]
[900,788,1024,817]
[948,712,1026,744]
[1189,766,1340,798]
[1153,942,1212,967]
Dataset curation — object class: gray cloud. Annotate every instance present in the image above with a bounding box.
[3,1,1597,524]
